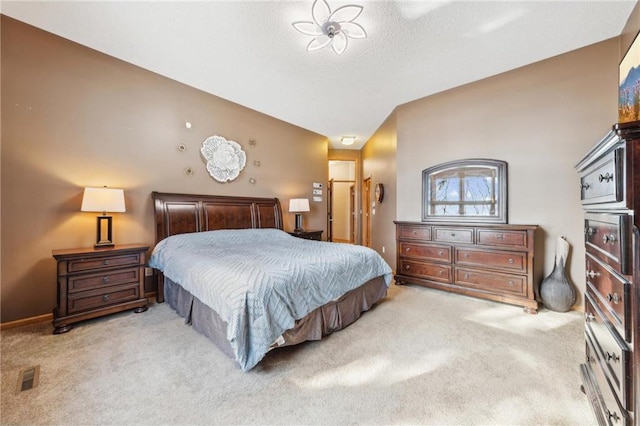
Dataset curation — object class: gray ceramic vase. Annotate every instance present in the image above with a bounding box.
[540,236,576,312]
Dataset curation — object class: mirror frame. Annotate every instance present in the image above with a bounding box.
[422,158,508,223]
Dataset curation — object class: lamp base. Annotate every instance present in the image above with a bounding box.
[95,215,115,248]
[294,213,304,232]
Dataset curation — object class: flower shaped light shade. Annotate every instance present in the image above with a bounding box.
[292,0,367,55]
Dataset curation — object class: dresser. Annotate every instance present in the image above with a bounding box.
[52,244,149,334]
[394,221,538,313]
[576,122,640,425]
[288,229,323,241]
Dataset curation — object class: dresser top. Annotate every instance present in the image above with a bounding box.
[52,244,149,259]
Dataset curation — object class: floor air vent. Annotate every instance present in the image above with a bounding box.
[16,365,40,393]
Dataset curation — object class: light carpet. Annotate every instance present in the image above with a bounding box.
[1,284,595,425]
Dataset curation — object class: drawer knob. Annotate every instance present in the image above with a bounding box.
[102,276,110,283]
[607,410,620,423]
[495,234,505,240]
[581,182,591,190]
[585,312,595,322]
[463,253,469,259]
[463,274,469,279]
[508,280,514,286]
[586,227,595,236]
[450,233,456,237]
[404,265,410,270]
[103,259,110,266]
[605,351,620,363]
[438,250,444,256]
[102,294,110,302]
[412,230,417,235]
[607,293,621,304]
[586,270,600,279]
[508,258,514,264]
[598,172,613,183]
[438,270,444,276]
[603,234,617,244]
[405,247,411,252]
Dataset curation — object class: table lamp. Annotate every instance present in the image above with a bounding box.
[81,186,126,248]
[289,198,310,232]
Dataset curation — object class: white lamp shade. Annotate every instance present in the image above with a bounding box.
[81,187,126,213]
[289,198,310,213]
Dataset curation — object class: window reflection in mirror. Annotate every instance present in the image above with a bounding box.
[422,159,507,223]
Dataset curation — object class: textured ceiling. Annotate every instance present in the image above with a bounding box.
[1,1,637,149]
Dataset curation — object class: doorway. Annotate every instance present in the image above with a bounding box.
[328,160,356,243]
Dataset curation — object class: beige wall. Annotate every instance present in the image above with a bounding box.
[1,17,328,322]
[361,112,397,267]
[392,39,620,310]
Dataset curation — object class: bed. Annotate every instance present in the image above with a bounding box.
[148,192,392,371]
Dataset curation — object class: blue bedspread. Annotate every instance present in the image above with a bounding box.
[149,228,392,371]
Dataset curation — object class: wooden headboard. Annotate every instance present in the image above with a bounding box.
[152,192,284,244]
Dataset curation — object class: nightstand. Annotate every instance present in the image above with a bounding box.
[288,230,323,241]
[52,244,149,334]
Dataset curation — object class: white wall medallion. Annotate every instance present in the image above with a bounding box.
[200,135,246,183]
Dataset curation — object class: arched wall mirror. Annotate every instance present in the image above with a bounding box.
[422,158,507,223]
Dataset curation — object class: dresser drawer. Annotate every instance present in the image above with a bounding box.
[68,283,140,314]
[586,253,631,342]
[397,259,451,283]
[585,293,633,411]
[433,227,474,244]
[579,146,624,205]
[399,243,451,263]
[66,252,143,274]
[67,267,140,294]
[585,212,631,275]
[397,224,431,240]
[476,229,529,249]
[455,267,526,296]
[455,248,526,273]
[585,333,630,424]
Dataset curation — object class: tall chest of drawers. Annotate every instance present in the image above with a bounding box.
[576,121,640,425]
[52,244,149,334]
[394,221,538,313]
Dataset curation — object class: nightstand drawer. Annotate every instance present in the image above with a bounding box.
[68,283,140,314]
[68,267,140,293]
[66,252,142,273]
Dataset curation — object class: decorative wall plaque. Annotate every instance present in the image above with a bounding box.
[201,135,246,183]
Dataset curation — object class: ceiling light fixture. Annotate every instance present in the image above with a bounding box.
[341,136,356,146]
[292,0,367,55]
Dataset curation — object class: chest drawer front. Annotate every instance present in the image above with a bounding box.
[67,253,142,273]
[586,253,630,342]
[585,213,631,275]
[585,332,630,423]
[476,229,529,249]
[68,283,140,314]
[585,294,632,409]
[68,268,140,294]
[455,267,525,296]
[433,227,474,244]
[580,147,624,205]
[455,248,526,272]
[397,224,431,240]
[398,259,451,283]
[399,243,451,263]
